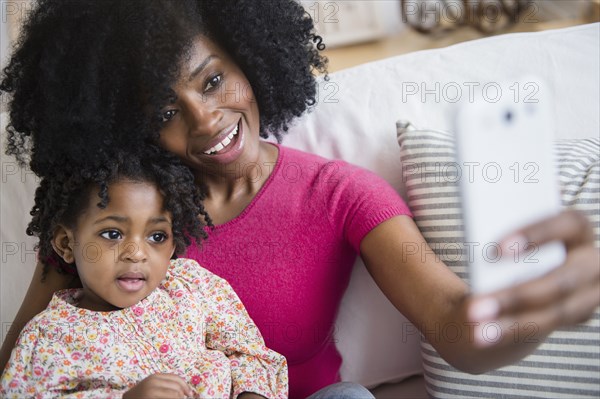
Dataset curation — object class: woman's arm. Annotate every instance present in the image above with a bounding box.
[0,261,76,374]
[360,212,599,374]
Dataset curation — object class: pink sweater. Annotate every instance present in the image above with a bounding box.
[186,144,411,398]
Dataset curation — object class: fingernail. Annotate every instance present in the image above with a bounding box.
[500,234,528,255]
[474,322,502,347]
[469,298,499,321]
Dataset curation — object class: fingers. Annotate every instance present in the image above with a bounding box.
[156,373,194,396]
[497,238,599,314]
[126,373,194,398]
[473,281,599,348]
[482,245,597,312]
[489,209,598,320]
[153,373,194,397]
[467,210,599,350]
[469,245,600,347]
[504,210,594,251]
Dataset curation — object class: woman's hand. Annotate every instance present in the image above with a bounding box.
[123,373,194,399]
[468,210,599,348]
[359,211,597,373]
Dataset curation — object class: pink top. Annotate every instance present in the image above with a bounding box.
[186,144,411,398]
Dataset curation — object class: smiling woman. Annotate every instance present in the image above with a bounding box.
[1,1,599,399]
[1,0,326,177]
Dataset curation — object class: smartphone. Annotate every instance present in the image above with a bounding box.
[455,79,566,294]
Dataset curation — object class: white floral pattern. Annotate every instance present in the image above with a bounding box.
[0,259,288,398]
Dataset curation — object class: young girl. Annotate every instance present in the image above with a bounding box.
[0,150,287,398]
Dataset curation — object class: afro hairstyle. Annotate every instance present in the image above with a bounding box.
[28,146,211,278]
[1,0,328,177]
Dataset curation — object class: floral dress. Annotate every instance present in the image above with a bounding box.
[0,258,288,398]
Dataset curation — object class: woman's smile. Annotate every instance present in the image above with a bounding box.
[202,119,240,155]
[196,118,245,164]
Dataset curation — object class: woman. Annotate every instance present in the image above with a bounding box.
[1,1,598,397]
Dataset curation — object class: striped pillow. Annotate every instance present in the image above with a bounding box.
[397,121,600,398]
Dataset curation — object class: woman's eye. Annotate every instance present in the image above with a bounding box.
[149,232,168,243]
[205,74,222,91]
[100,230,122,240]
[160,109,178,123]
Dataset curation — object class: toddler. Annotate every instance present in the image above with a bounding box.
[0,150,287,398]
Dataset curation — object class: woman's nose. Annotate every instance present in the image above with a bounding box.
[182,97,224,137]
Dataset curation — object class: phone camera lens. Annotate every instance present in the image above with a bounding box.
[504,111,513,123]
[525,103,535,115]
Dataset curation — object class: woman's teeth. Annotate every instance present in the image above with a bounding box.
[204,124,239,155]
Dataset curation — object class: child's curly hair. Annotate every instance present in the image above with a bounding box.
[1,0,328,176]
[29,147,212,279]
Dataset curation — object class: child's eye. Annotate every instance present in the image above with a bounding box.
[149,232,168,243]
[160,109,178,123]
[100,230,122,240]
[205,74,222,91]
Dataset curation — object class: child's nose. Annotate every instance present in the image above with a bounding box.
[120,241,147,263]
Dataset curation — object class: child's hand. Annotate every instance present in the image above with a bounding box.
[238,393,267,399]
[123,373,194,398]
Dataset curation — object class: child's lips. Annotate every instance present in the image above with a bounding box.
[118,271,146,280]
[116,272,146,292]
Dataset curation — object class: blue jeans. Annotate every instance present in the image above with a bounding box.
[306,382,375,399]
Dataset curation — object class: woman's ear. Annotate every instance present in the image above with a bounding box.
[51,226,75,264]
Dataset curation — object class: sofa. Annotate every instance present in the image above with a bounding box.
[283,22,600,397]
[1,23,599,398]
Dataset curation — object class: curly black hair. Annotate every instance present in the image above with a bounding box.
[29,146,212,279]
[1,0,327,176]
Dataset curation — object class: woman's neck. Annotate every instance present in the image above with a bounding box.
[199,141,279,225]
